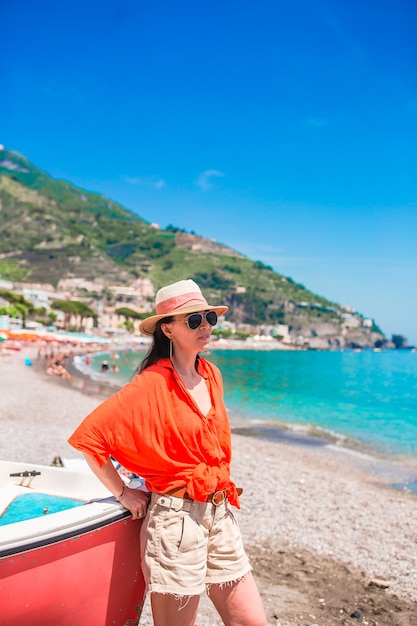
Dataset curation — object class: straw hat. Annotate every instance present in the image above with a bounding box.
[139,279,228,336]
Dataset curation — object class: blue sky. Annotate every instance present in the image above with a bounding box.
[2,1,416,344]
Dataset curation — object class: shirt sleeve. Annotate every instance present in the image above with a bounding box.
[68,375,144,467]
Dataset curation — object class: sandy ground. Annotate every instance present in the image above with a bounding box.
[1,346,417,626]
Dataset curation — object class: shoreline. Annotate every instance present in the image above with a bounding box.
[1,346,417,624]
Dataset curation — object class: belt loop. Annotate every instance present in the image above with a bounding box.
[156,494,192,512]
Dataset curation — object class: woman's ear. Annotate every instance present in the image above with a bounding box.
[161,322,173,339]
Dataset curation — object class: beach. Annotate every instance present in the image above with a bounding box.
[1,346,416,625]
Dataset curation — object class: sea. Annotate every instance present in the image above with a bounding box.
[82,348,417,464]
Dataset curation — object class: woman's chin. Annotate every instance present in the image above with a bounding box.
[198,337,211,350]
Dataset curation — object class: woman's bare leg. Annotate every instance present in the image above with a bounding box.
[208,572,267,626]
[150,592,200,626]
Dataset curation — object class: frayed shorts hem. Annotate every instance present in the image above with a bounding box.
[146,583,204,597]
[146,565,253,598]
[206,563,252,589]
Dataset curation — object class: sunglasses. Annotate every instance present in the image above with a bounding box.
[179,311,218,330]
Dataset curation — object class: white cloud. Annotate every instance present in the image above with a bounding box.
[123,176,166,189]
[196,169,225,191]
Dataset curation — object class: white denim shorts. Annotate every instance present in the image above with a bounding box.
[140,492,252,596]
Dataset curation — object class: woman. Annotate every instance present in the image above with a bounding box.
[68,279,267,626]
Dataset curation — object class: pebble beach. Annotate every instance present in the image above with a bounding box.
[1,346,417,625]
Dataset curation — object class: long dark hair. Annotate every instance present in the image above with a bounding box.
[138,317,173,373]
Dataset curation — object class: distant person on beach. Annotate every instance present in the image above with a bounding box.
[100,360,109,372]
[69,279,267,626]
[46,360,71,379]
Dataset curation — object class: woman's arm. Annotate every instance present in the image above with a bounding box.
[83,453,150,520]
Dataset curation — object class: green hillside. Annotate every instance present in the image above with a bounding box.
[0,147,383,344]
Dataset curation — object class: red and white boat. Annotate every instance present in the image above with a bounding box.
[0,460,145,626]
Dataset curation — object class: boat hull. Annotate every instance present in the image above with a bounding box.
[0,461,146,626]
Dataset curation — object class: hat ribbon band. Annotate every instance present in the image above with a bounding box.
[156,292,208,315]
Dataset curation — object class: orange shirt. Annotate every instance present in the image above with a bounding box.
[68,357,240,507]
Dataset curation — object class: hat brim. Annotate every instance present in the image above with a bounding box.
[139,304,229,336]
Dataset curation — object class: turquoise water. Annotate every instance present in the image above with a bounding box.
[0,493,84,526]
[88,349,417,458]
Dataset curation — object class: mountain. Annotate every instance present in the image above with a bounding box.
[0,147,384,347]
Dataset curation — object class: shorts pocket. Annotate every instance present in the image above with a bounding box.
[179,513,202,553]
[159,510,203,559]
[159,510,183,559]
[226,508,239,526]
